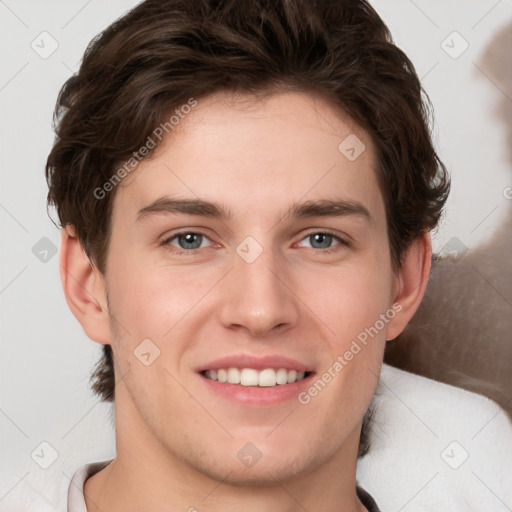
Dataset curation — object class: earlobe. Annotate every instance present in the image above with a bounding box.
[386,232,432,341]
[59,226,111,345]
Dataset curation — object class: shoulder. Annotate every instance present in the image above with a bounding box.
[67,459,113,511]
[357,364,512,511]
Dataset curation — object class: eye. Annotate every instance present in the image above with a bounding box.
[162,231,212,254]
[297,231,347,252]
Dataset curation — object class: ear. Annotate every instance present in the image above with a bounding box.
[385,232,432,341]
[59,225,111,345]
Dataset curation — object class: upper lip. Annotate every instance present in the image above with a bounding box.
[196,354,313,373]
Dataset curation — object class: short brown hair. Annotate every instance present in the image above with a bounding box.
[46,0,449,432]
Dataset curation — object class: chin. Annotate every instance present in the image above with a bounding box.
[198,452,318,487]
[182,432,330,487]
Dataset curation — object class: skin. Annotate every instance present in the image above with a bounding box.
[61,90,431,512]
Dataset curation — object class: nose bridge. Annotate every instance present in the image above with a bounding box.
[219,236,299,335]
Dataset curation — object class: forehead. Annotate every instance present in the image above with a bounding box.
[113,90,384,227]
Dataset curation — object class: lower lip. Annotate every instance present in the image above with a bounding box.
[199,373,315,406]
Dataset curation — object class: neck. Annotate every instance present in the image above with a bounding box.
[84,386,368,512]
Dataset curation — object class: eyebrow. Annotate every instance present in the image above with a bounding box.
[136,197,373,225]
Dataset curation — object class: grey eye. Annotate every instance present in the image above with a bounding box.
[308,233,334,249]
[176,233,204,249]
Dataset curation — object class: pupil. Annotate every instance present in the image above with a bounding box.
[311,233,331,249]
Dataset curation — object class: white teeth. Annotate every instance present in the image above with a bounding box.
[258,369,276,387]
[240,368,259,386]
[227,367,240,384]
[203,367,309,387]
[287,370,297,383]
[276,368,288,385]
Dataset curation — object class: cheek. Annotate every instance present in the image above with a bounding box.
[300,266,389,415]
[106,251,220,341]
[304,259,394,342]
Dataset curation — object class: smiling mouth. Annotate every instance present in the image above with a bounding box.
[201,368,312,387]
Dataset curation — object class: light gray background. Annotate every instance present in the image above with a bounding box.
[1,0,511,507]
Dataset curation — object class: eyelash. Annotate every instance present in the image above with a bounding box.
[160,229,349,256]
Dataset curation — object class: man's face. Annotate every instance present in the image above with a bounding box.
[102,91,398,483]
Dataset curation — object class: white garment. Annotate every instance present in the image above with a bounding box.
[67,460,112,512]
[357,365,512,511]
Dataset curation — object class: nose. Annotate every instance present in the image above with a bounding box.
[218,243,300,338]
